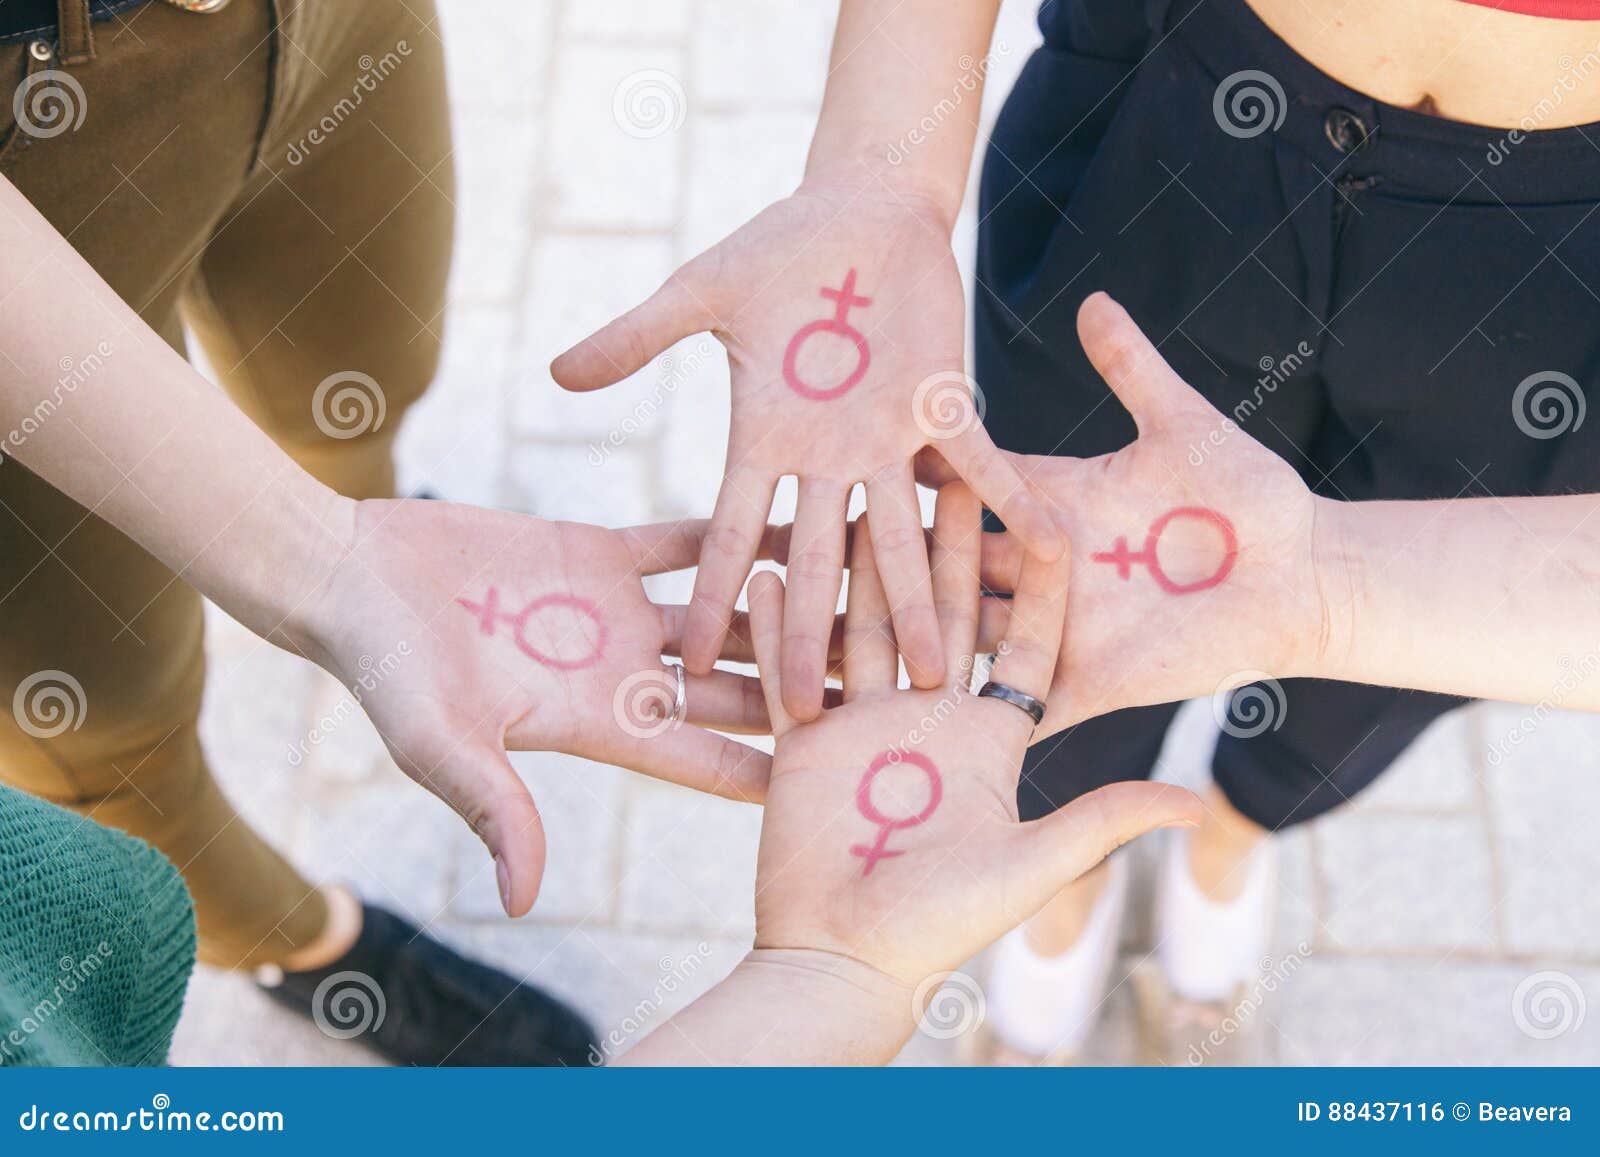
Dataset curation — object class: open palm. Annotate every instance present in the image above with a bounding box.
[304,499,772,915]
[744,484,1199,991]
[552,184,1061,722]
[961,294,1329,734]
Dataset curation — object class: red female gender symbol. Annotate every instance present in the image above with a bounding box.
[1092,506,1238,595]
[850,750,943,876]
[456,587,608,670]
[781,268,872,400]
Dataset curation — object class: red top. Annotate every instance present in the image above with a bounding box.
[1457,1,1600,16]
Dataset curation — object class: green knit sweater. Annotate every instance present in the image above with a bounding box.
[0,782,195,1067]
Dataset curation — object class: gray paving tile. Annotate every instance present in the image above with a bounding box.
[547,43,684,230]
[1482,706,1600,959]
[1269,957,1600,1065]
[617,779,761,939]
[1313,810,1497,955]
[512,233,678,442]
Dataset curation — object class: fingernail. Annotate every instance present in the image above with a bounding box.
[1160,819,1201,830]
[495,856,512,913]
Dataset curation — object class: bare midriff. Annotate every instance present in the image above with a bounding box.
[1246,0,1600,128]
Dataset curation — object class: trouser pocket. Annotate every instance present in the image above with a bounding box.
[0,38,90,168]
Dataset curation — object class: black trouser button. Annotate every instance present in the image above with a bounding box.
[1324,107,1370,153]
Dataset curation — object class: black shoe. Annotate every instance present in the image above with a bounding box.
[258,904,598,1066]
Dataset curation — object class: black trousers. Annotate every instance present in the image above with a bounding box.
[976,0,1600,828]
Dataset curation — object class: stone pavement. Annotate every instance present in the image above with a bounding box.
[169,0,1600,1065]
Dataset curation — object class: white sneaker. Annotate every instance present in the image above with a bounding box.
[1155,826,1275,1002]
[982,853,1130,1061]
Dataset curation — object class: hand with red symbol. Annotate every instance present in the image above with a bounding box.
[939,293,1328,734]
[550,186,1063,725]
[302,499,780,917]
[617,483,1199,1066]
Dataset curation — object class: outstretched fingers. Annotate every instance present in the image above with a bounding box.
[841,515,899,700]
[865,467,944,688]
[1016,781,1202,903]
[780,479,849,721]
[929,482,983,673]
[682,468,778,674]
[984,526,1072,746]
[551,270,717,392]
[613,725,772,805]
[424,744,546,918]
[1076,292,1210,430]
[746,569,798,738]
[940,427,1063,562]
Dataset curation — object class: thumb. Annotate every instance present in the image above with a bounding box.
[428,744,546,918]
[1018,781,1203,896]
[550,270,716,392]
[1076,292,1213,431]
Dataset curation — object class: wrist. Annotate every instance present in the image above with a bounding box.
[1300,495,1364,682]
[798,158,962,233]
[737,947,917,1060]
[262,479,358,666]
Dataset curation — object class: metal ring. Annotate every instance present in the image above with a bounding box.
[977,681,1046,727]
[667,660,687,726]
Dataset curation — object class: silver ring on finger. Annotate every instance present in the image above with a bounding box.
[977,680,1046,727]
[668,660,688,725]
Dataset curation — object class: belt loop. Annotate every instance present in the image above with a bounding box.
[56,0,95,65]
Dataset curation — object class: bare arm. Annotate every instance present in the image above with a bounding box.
[805,0,1004,218]
[619,484,1199,1066]
[1316,493,1600,711]
[0,173,349,652]
[969,293,1600,726]
[552,1,1060,726]
[0,175,774,912]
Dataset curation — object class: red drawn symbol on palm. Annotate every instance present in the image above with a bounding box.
[457,587,608,670]
[850,750,943,876]
[781,269,873,401]
[1092,506,1238,595]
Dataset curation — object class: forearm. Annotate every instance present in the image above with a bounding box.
[616,949,913,1066]
[805,0,1003,218]
[1311,493,1600,710]
[0,175,351,650]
